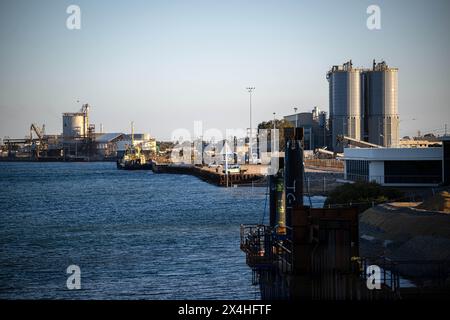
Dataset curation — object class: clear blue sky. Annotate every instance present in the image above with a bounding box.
[1,0,449,140]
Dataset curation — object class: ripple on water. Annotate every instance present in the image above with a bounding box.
[0,162,264,299]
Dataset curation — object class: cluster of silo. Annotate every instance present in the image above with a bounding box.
[327,60,399,151]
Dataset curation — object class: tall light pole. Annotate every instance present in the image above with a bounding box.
[273,112,276,131]
[246,87,255,164]
[273,112,276,154]
[293,107,298,127]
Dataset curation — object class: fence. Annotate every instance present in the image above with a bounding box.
[304,176,346,195]
[240,224,274,269]
[232,176,345,195]
[345,173,443,185]
[305,159,344,170]
[358,257,450,298]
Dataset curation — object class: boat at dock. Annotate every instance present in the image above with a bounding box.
[116,122,152,170]
[116,144,152,170]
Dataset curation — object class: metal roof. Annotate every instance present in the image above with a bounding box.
[343,147,442,161]
[123,133,152,140]
[96,133,124,143]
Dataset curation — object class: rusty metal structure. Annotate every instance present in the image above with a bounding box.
[240,127,450,300]
[241,127,364,299]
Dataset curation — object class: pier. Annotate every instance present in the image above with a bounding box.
[151,163,265,187]
[151,161,346,194]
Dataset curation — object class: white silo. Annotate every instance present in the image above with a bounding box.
[327,60,362,151]
[62,112,88,140]
[362,61,399,147]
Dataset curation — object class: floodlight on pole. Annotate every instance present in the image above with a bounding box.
[293,107,298,127]
[246,87,255,164]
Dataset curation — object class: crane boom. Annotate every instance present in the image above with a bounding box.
[336,135,382,149]
[30,123,44,140]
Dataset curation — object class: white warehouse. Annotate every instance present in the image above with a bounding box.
[343,147,445,187]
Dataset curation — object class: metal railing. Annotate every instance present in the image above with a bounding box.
[357,257,400,293]
[231,177,346,195]
[240,224,293,273]
[240,224,274,269]
[358,257,450,293]
[345,173,443,184]
[241,224,450,299]
[305,158,344,169]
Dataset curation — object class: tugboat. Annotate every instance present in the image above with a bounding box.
[116,122,152,170]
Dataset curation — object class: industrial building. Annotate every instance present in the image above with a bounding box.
[0,103,157,161]
[62,106,156,160]
[327,60,399,151]
[343,137,449,186]
[444,136,450,186]
[96,133,125,158]
[117,133,156,158]
[62,104,96,159]
[284,106,328,150]
[95,132,157,159]
[399,138,442,148]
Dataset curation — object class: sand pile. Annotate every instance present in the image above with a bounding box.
[359,204,450,261]
[417,191,450,213]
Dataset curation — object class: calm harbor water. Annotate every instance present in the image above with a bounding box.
[0,162,324,299]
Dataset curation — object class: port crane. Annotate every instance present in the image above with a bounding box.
[29,123,47,158]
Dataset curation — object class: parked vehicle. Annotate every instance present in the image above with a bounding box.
[222,164,241,174]
[208,162,219,168]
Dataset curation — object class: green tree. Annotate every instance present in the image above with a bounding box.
[258,119,294,152]
[324,181,403,211]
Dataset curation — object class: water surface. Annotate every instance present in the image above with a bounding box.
[0,162,265,299]
[0,162,325,299]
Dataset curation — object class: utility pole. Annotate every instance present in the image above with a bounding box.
[225,141,228,188]
[309,128,312,150]
[201,135,204,165]
[246,87,255,164]
[273,112,276,153]
[131,121,135,146]
[273,112,276,130]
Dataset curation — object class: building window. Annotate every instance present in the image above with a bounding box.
[384,160,442,184]
[346,160,369,182]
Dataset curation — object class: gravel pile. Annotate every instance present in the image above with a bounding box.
[359,204,450,261]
